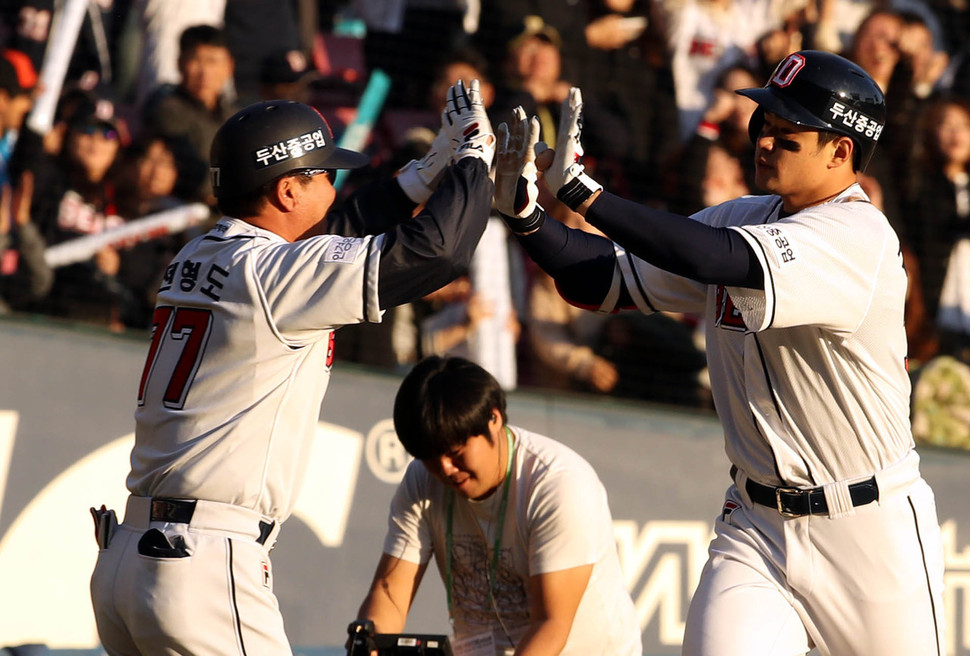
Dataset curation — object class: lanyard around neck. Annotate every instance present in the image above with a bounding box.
[444,426,515,617]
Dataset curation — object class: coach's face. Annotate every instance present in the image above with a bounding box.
[421,411,508,501]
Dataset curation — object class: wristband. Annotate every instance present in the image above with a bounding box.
[500,206,545,235]
[557,175,600,211]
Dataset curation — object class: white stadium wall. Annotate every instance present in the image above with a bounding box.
[1,318,969,655]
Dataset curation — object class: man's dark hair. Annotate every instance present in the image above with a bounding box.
[393,356,508,460]
[179,24,230,60]
[815,129,859,169]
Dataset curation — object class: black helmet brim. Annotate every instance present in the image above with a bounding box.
[736,87,834,132]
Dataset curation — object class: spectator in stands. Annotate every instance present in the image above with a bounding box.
[28,95,133,330]
[131,0,226,107]
[223,0,305,107]
[0,48,48,314]
[414,274,521,361]
[0,49,36,187]
[356,0,471,109]
[649,0,794,142]
[525,211,617,394]
[258,49,319,104]
[667,64,760,214]
[142,24,237,201]
[113,132,208,328]
[902,96,970,362]
[0,169,51,315]
[847,9,908,234]
[579,0,680,203]
[492,16,628,166]
[430,48,499,124]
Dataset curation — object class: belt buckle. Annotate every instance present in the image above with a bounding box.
[774,487,802,518]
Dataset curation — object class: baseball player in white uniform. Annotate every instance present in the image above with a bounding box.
[493,51,945,655]
[89,81,496,656]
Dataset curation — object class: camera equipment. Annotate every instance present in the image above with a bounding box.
[346,621,452,656]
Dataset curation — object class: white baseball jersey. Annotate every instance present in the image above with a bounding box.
[609,184,912,486]
[591,184,945,655]
[384,427,642,656]
[128,216,383,522]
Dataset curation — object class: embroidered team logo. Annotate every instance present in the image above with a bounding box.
[770,53,806,88]
[714,286,747,332]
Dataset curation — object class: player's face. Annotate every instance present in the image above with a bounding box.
[753,112,838,210]
[421,414,506,500]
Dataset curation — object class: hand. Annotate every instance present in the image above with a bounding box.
[396,121,452,204]
[587,356,619,392]
[535,87,602,211]
[495,106,544,234]
[442,79,495,166]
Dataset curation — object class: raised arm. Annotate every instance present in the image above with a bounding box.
[531,88,764,289]
[376,80,497,309]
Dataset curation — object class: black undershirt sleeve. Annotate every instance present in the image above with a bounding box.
[513,213,635,308]
[376,158,493,309]
[585,191,764,288]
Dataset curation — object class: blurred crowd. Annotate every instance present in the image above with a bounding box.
[1,0,969,443]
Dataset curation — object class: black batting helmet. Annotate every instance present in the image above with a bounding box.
[736,50,886,171]
[209,100,368,199]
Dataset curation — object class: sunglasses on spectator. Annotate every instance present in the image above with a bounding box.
[78,124,119,140]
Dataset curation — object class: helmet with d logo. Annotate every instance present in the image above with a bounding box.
[737,50,886,171]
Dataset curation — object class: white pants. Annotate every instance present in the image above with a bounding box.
[682,456,945,656]
[91,496,290,656]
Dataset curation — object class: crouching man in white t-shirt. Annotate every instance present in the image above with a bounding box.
[352,356,643,656]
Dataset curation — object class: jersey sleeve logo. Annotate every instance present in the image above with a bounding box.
[323,237,363,263]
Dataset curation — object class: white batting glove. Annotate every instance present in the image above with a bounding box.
[495,107,544,234]
[537,87,603,211]
[396,120,451,204]
[443,79,496,167]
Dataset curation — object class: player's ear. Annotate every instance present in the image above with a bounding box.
[829,136,854,169]
[271,175,300,211]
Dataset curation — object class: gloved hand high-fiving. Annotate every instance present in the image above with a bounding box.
[443,79,495,166]
[396,122,452,204]
[495,106,544,235]
[397,79,495,204]
[535,86,603,211]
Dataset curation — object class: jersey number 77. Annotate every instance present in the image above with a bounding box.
[137,306,213,410]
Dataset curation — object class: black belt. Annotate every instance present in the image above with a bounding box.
[732,467,879,517]
[149,498,276,545]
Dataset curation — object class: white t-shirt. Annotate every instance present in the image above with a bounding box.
[612,184,913,486]
[129,217,383,522]
[384,426,642,656]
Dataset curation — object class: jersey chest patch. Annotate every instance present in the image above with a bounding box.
[714,285,747,331]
